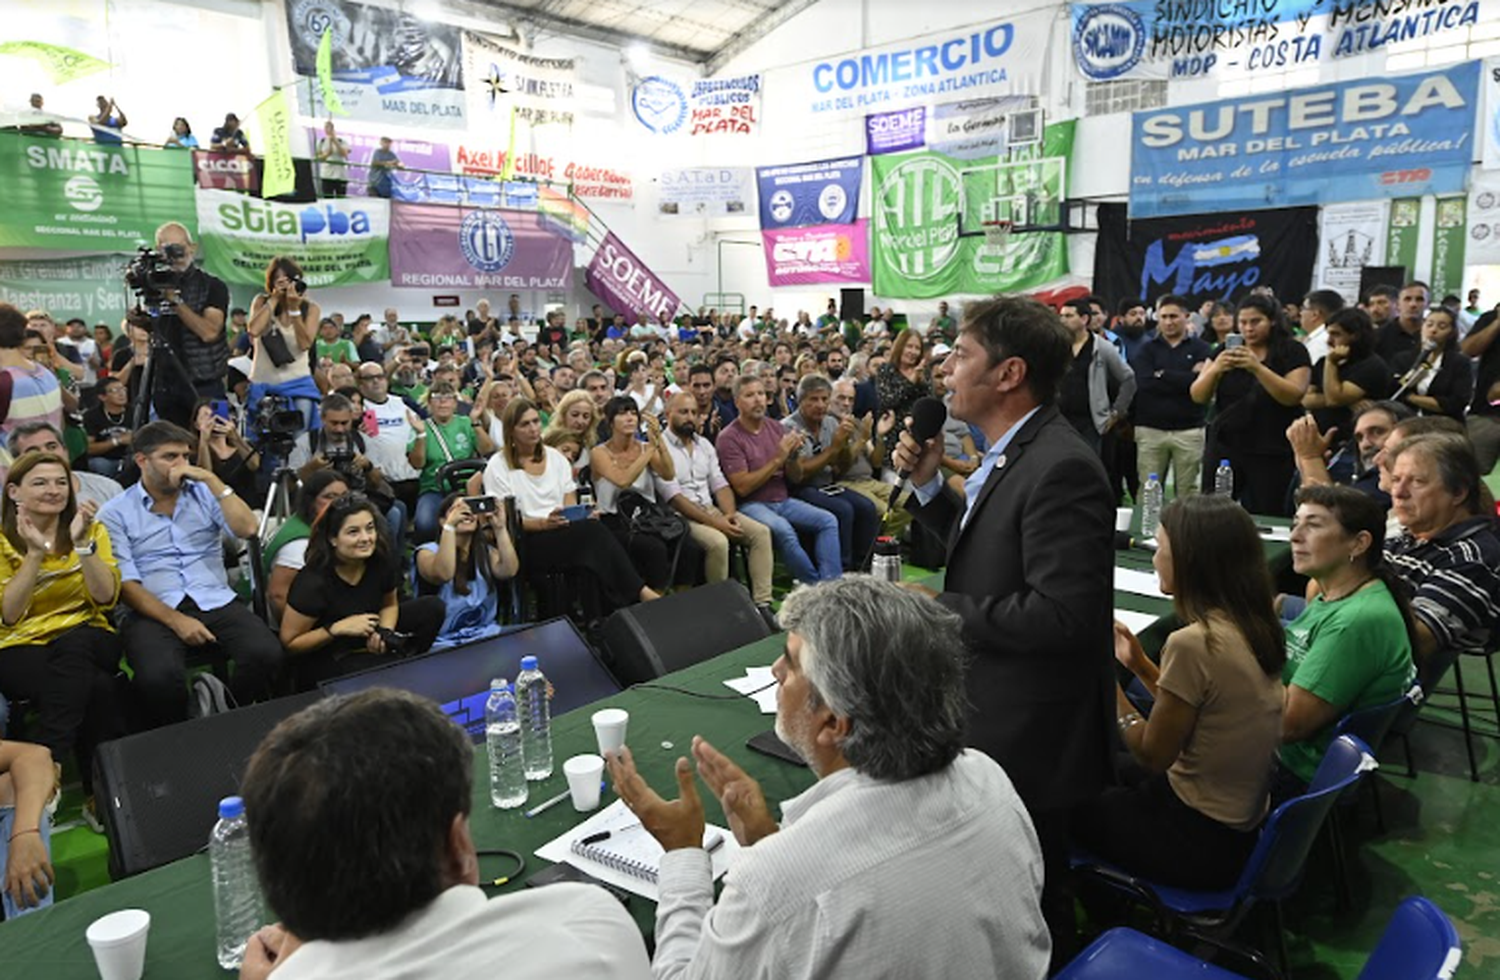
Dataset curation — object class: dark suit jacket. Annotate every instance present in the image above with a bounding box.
[909,405,1116,813]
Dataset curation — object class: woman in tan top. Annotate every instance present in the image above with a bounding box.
[1073,494,1285,889]
[246,255,321,431]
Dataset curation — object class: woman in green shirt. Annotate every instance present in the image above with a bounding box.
[1278,484,1417,797]
[266,470,350,623]
[408,382,495,542]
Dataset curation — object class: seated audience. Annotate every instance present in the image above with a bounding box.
[8,422,124,509]
[1278,485,1416,796]
[544,389,597,475]
[409,382,495,542]
[265,470,350,623]
[98,422,282,726]
[593,396,698,593]
[717,376,841,584]
[1389,305,1473,421]
[81,377,133,481]
[1301,308,1394,478]
[481,399,658,612]
[279,493,444,688]
[0,452,124,824]
[1288,400,1411,508]
[1461,304,1500,473]
[608,577,1050,979]
[785,374,878,571]
[414,493,519,650]
[192,398,260,501]
[829,379,896,514]
[0,304,62,443]
[288,393,405,552]
[0,738,56,917]
[1074,495,1284,889]
[237,689,651,980]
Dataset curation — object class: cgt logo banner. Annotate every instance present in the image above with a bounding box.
[762,221,870,287]
[1130,62,1479,219]
[0,133,196,250]
[632,74,762,137]
[193,150,259,193]
[585,232,681,325]
[1091,202,1318,308]
[196,188,390,288]
[756,157,862,229]
[388,202,572,290]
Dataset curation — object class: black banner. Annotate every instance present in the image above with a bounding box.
[1092,204,1318,310]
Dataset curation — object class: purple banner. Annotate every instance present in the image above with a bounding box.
[389,203,572,290]
[307,128,453,197]
[865,107,926,156]
[585,232,681,324]
[762,221,870,286]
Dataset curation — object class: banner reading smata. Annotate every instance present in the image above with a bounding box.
[871,120,1075,299]
[632,74,761,137]
[585,233,680,325]
[756,157,861,229]
[763,221,870,286]
[1131,63,1479,220]
[1315,200,1388,302]
[1092,203,1318,309]
[286,0,466,130]
[389,203,571,290]
[0,254,134,323]
[0,133,196,250]
[657,168,753,217]
[197,189,389,288]
[1070,0,1487,83]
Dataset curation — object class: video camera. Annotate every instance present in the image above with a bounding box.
[252,394,304,457]
[124,244,187,314]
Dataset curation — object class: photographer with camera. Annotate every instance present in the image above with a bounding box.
[288,393,406,554]
[280,492,444,688]
[414,493,518,650]
[246,256,321,433]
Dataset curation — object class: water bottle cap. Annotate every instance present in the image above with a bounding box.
[520,656,538,671]
[218,796,245,820]
[1148,473,1159,481]
[490,678,508,691]
[1220,459,1230,466]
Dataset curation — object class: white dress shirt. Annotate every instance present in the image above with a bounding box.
[651,750,1051,980]
[663,429,730,510]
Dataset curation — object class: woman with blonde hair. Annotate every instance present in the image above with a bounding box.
[545,389,598,474]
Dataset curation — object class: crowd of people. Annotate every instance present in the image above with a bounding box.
[0,224,1497,980]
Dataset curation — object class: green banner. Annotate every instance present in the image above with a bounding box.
[1430,196,1466,300]
[195,189,390,288]
[871,119,1075,299]
[0,41,110,84]
[315,28,347,117]
[1385,197,1421,279]
[0,253,134,325]
[256,89,296,199]
[0,133,196,251]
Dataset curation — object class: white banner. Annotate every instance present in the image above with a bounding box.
[1314,200,1388,303]
[1484,57,1500,170]
[631,74,762,137]
[1468,170,1500,265]
[764,13,1050,122]
[461,31,576,128]
[657,167,754,217]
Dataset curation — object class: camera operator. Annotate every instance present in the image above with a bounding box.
[133,223,230,429]
[246,256,321,433]
[287,393,406,554]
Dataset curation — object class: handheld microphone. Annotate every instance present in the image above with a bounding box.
[892,396,948,484]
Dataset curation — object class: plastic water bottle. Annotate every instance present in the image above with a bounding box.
[210,796,263,970]
[871,536,902,582]
[1214,459,1235,498]
[516,656,553,781]
[485,679,527,809]
[1140,473,1163,540]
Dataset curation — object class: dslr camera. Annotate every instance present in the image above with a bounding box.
[124,244,187,314]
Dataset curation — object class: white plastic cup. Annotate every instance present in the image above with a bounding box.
[563,754,605,812]
[1115,507,1133,533]
[591,708,630,757]
[86,908,151,980]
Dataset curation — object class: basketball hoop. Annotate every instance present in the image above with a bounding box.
[983,219,1013,249]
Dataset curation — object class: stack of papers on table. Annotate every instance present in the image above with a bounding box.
[1114,567,1169,600]
[724,666,777,713]
[1113,609,1160,635]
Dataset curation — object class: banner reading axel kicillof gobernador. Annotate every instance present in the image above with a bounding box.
[195,189,389,288]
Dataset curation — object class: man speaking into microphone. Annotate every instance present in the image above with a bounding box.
[892,296,1115,968]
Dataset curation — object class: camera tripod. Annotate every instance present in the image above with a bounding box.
[127,312,200,433]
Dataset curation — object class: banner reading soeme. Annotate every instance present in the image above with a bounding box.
[197,189,389,288]
[585,233,680,325]
[389,203,572,290]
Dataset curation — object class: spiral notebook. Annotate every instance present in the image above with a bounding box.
[535,799,740,901]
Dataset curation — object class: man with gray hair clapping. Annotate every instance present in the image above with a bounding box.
[608,576,1050,980]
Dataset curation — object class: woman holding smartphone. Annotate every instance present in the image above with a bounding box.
[414,493,518,649]
[246,256,321,431]
[593,396,696,594]
[191,398,259,501]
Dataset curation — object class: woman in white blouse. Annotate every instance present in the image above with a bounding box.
[481,398,657,611]
[246,256,321,430]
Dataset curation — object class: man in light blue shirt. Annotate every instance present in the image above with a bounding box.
[99,421,282,726]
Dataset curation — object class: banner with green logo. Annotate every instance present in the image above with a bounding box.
[871,119,1074,299]
[1385,197,1421,279]
[1430,196,1466,300]
[0,253,134,324]
[0,133,196,251]
[256,89,296,199]
[196,189,390,288]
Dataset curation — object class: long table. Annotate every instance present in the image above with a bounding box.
[0,531,1288,976]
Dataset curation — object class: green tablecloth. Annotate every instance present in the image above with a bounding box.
[0,523,1289,977]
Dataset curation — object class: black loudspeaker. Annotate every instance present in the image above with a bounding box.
[1359,265,1407,303]
[94,692,321,879]
[602,581,770,685]
[840,287,865,323]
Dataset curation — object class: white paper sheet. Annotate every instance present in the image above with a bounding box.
[1257,524,1293,542]
[1113,609,1160,635]
[1113,566,1169,600]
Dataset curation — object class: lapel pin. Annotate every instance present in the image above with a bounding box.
[995,453,1007,470]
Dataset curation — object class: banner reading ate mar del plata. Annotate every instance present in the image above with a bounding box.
[585,233,681,324]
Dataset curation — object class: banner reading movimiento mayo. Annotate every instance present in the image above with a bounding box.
[0,133,196,250]
[389,202,572,290]
[196,189,389,288]
[1130,62,1479,220]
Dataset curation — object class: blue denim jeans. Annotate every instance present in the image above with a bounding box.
[739,498,842,583]
[0,805,54,917]
[794,485,879,571]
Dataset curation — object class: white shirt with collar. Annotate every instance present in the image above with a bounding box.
[663,428,730,511]
[1303,324,1329,366]
[651,750,1051,980]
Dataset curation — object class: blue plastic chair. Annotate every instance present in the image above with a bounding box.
[1071,735,1378,977]
[1055,895,1461,980]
